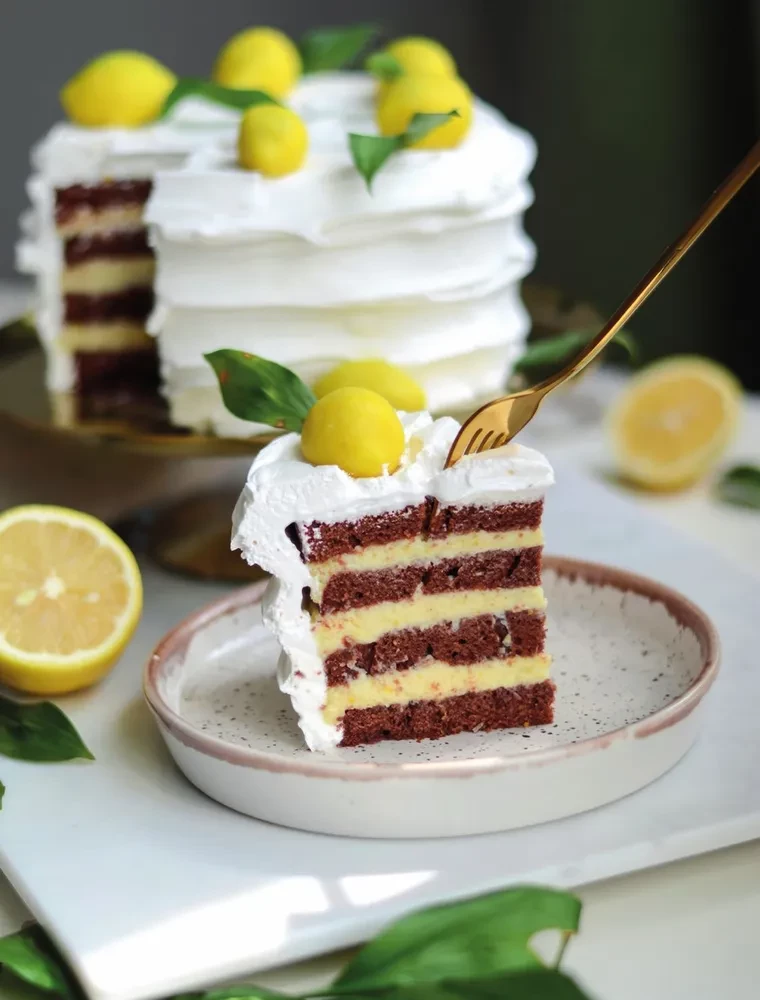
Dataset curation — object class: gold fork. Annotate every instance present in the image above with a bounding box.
[445,138,760,468]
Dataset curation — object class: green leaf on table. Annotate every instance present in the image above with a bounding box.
[205,350,317,433]
[176,987,288,1000]
[343,968,592,1000]
[300,24,380,73]
[514,328,637,375]
[716,464,760,510]
[161,78,278,118]
[0,928,74,995]
[0,695,94,762]
[349,111,460,190]
[365,51,404,80]
[333,887,582,993]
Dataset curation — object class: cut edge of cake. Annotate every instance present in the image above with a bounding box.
[233,410,554,751]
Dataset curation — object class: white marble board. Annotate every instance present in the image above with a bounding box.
[1,464,758,1000]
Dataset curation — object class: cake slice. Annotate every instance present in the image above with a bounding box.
[233,410,554,751]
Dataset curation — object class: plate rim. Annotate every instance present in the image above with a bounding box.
[143,555,720,780]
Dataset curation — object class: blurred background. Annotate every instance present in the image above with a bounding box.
[2,0,759,385]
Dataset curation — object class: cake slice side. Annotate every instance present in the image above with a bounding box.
[233,411,554,751]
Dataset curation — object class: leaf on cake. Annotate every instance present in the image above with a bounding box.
[160,78,279,118]
[333,886,582,992]
[349,111,460,191]
[365,51,404,80]
[300,24,380,73]
[205,350,317,432]
[0,694,94,762]
[716,464,760,510]
[514,328,637,375]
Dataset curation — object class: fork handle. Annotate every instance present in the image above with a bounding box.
[534,137,760,395]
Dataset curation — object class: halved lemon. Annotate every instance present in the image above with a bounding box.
[608,355,742,490]
[0,506,142,695]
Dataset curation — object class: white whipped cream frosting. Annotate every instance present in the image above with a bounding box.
[16,95,240,391]
[146,72,537,434]
[232,411,554,751]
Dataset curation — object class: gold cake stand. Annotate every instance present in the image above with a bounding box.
[0,284,602,582]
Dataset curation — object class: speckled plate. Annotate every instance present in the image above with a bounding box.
[144,556,719,838]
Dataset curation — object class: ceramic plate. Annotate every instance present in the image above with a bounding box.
[144,556,719,838]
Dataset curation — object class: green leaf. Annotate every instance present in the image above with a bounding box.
[716,464,760,510]
[365,51,404,80]
[161,77,278,118]
[176,988,287,1000]
[514,328,637,375]
[0,779,4,808]
[402,111,460,147]
[0,695,94,762]
[333,887,582,993]
[300,24,380,73]
[205,350,317,433]
[348,133,403,190]
[349,112,460,191]
[0,928,74,995]
[344,969,592,1000]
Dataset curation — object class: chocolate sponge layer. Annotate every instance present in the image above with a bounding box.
[339,681,555,745]
[319,547,542,614]
[324,610,546,685]
[295,499,544,563]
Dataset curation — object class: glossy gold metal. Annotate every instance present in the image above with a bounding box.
[446,138,760,468]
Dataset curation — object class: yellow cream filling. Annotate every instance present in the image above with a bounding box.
[309,528,543,599]
[57,208,146,238]
[61,322,151,350]
[314,586,546,656]
[323,654,552,724]
[61,258,155,294]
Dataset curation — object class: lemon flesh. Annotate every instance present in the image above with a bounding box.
[214,27,301,98]
[377,75,473,149]
[314,360,426,411]
[301,387,406,478]
[608,356,742,490]
[61,51,176,127]
[0,506,142,694]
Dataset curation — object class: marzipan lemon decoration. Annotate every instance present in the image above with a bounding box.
[238,105,308,177]
[384,36,457,78]
[314,359,426,411]
[0,506,143,694]
[377,74,473,149]
[608,356,742,490]
[61,51,176,127]
[301,387,406,477]
[214,26,301,98]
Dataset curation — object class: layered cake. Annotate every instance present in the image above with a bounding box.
[18,28,537,433]
[16,101,237,425]
[233,410,554,750]
[147,73,536,436]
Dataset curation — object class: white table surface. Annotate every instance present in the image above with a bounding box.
[2,284,759,999]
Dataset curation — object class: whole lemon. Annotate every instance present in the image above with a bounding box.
[385,36,457,78]
[377,74,473,149]
[314,360,426,412]
[61,51,176,127]
[238,105,308,177]
[214,27,301,98]
[301,387,406,478]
